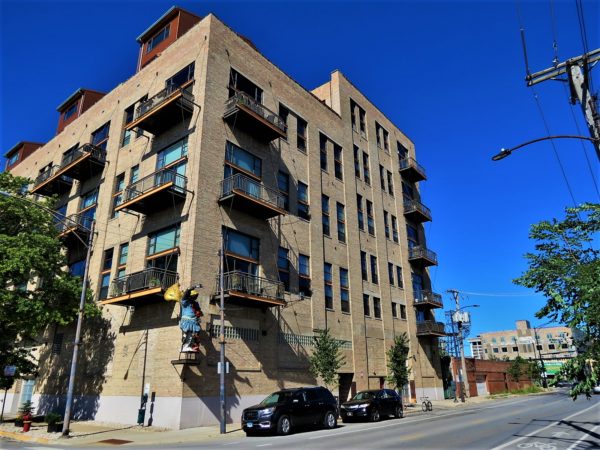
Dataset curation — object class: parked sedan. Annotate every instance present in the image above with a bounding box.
[340,389,403,422]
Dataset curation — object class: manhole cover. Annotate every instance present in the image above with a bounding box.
[96,439,133,445]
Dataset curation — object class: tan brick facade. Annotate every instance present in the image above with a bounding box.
[6,10,444,429]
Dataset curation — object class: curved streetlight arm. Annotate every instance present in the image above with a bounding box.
[491,135,599,161]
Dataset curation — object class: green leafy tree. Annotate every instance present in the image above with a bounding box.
[386,333,411,392]
[527,360,542,385]
[507,356,526,382]
[514,203,600,398]
[309,328,345,389]
[0,172,99,380]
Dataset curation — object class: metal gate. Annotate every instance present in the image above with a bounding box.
[476,375,488,396]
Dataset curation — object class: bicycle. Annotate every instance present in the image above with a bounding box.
[421,396,433,412]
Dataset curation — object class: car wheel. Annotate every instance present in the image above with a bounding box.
[370,408,380,422]
[277,415,291,435]
[323,411,337,429]
[245,430,258,437]
[394,405,404,419]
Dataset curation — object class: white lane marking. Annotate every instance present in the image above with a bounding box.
[566,424,600,450]
[256,444,272,447]
[222,441,244,446]
[490,402,600,450]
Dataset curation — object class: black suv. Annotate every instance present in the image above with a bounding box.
[340,389,403,422]
[242,386,338,436]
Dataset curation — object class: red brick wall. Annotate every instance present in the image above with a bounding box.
[452,357,533,397]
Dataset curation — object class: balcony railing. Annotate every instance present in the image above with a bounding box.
[126,83,195,135]
[408,245,438,267]
[32,165,73,196]
[60,143,106,169]
[416,320,446,336]
[399,157,427,182]
[56,212,93,236]
[219,173,286,218]
[116,168,187,214]
[215,270,285,306]
[223,91,287,141]
[403,198,432,222]
[413,291,443,309]
[108,268,178,299]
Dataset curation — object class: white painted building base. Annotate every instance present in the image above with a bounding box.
[414,386,444,401]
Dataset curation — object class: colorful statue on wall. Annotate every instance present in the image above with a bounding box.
[164,283,203,352]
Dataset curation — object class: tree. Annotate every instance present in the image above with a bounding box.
[514,203,600,398]
[308,328,345,389]
[386,333,411,392]
[0,172,99,381]
[507,356,526,382]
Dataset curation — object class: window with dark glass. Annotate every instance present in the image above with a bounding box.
[278,171,289,210]
[397,141,408,167]
[299,254,311,296]
[130,165,139,184]
[407,224,419,247]
[391,215,399,243]
[99,248,113,299]
[334,144,343,180]
[63,102,78,121]
[321,195,330,236]
[362,152,370,184]
[229,68,262,102]
[166,62,195,88]
[392,302,398,318]
[324,262,333,309]
[147,24,170,53]
[373,297,381,319]
[402,181,414,200]
[117,243,128,279]
[340,268,349,313]
[336,202,346,243]
[376,122,383,148]
[222,227,258,276]
[148,224,181,255]
[357,194,364,230]
[400,304,407,319]
[297,181,310,220]
[379,165,386,190]
[384,211,390,239]
[396,266,403,288]
[158,137,188,177]
[388,262,394,285]
[278,247,290,291]
[370,255,378,284]
[353,145,361,178]
[350,99,357,131]
[387,170,394,195]
[91,122,110,150]
[79,189,98,227]
[279,104,289,127]
[359,106,366,136]
[102,248,114,272]
[361,251,368,281]
[7,152,19,167]
[224,141,261,178]
[297,117,307,151]
[363,294,370,316]
[366,200,375,235]
[112,173,125,218]
[122,105,134,147]
[320,133,328,171]
[69,259,85,278]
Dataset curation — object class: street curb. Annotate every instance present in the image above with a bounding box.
[0,429,50,444]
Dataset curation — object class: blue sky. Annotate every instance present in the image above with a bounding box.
[1,1,598,351]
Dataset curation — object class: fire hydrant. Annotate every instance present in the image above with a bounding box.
[22,413,32,432]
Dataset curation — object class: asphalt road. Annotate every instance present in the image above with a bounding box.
[1,390,598,449]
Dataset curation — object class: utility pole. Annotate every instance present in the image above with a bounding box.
[525,48,600,161]
[219,239,226,434]
[532,328,548,388]
[447,289,468,402]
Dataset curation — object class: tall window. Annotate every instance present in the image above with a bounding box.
[353,145,361,178]
[229,68,262,102]
[323,262,333,309]
[350,100,366,137]
[157,137,188,189]
[357,194,364,230]
[278,247,290,291]
[388,262,394,285]
[407,224,419,248]
[147,24,170,53]
[400,304,407,319]
[299,254,311,296]
[91,122,110,150]
[366,200,375,235]
[392,302,398,318]
[370,255,378,284]
[334,144,343,180]
[362,152,370,184]
[340,268,350,313]
[130,165,139,184]
[112,173,125,219]
[379,165,386,190]
[100,248,113,299]
[384,211,390,239]
[336,202,346,243]
[387,170,394,196]
[122,105,134,147]
[360,251,368,281]
[63,103,78,122]
[391,215,399,243]
[397,141,408,167]
[396,266,403,288]
[363,294,370,316]
[147,224,180,273]
[376,122,389,152]
[297,117,307,151]
[373,297,381,319]
[321,195,330,236]
[79,189,98,228]
[224,141,261,179]
[117,243,129,279]
[279,104,289,127]
[297,182,310,220]
[223,227,258,275]
[320,133,328,171]
[324,262,333,310]
[278,171,289,210]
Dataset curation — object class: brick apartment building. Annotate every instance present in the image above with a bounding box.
[4,7,444,428]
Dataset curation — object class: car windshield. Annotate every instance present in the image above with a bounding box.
[260,391,294,406]
[351,391,374,401]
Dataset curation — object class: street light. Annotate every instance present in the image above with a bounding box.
[0,191,93,436]
[491,135,599,161]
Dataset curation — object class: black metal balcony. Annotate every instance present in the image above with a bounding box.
[59,144,106,180]
[115,168,187,215]
[413,291,443,309]
[223,91,287,142]
[403,198,432,223]
[213,270,285,307]
[125,83,195,135]
[56,212,93,244]
[219,173,286,219]
[408,245,438,267]
[31,165,73,196]
[416,320,446,337]
[399,157,427,182]
[102,268,178,306]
